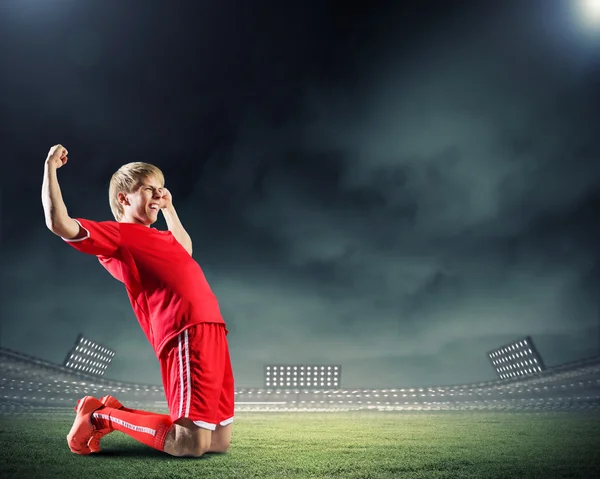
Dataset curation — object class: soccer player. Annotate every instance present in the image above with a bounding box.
[41,144,234,457]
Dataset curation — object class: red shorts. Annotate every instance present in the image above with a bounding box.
[159,323,234,430]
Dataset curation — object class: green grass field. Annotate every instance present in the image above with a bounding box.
[1,410,599,479]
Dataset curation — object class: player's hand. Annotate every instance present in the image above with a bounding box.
[159,187,173,210]
[45,145,68,169]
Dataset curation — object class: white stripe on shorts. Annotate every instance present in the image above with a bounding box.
[178,332,184,418]
[184,329,191,418]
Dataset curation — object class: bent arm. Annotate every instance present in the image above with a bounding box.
[41,163,82,239]
[162,205,193,256]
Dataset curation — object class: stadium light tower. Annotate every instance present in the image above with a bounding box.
[264,364,342,389]
[63,334,115,377]
[487,336,545,380]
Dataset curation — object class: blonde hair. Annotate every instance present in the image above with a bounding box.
[109,162,165,221]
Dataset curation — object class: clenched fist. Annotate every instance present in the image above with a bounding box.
[159,187,173,210]
[46,145,68,169]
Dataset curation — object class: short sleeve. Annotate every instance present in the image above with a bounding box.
[63,218,121,257]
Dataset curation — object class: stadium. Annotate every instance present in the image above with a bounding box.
[2,339,600,415]
[1,333,599,478]
[3,1,600,478]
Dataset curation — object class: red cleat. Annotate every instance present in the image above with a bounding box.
[87,395,123,453]
[66,396,104,455]
[73,395,123,412]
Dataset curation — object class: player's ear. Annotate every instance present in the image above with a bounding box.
[117,192,130,206]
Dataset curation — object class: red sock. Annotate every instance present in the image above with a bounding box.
[92,407,173,451]
[119,407,155,415]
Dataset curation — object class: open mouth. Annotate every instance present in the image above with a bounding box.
[149,204,159,211]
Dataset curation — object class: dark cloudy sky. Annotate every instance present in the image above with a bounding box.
[1,0,599,388]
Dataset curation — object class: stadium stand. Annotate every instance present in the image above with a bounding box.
[1,347,599,414]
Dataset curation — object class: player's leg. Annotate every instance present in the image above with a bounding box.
[207,337,235,454]
[208,423,232,453]
[91,406,174,450]
[67,396,176,456]
[159,325,224,457]
[118,406,155,415]
[91,407,212,457]
[75,396,155,415]
[68,326,226,458]
[163,417,213,457]
[74,395,169,453]
[75,396,165,452]
[179,323,232,454]
[88,325,229,458]
[81,329,203,457]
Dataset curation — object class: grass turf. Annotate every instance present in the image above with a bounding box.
[0,410,599,478]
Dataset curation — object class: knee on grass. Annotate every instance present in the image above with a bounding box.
[209,437,231,454]
[169,438,210,458]
[166,422,212,458]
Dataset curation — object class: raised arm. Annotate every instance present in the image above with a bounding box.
[41,144,83,240]
[160,188,193,256]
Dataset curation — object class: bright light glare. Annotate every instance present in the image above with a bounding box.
[579,0,600,26]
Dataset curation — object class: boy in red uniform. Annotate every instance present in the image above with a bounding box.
[41,144,234,457]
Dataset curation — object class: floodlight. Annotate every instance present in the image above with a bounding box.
[264,364,342,389]
[63,334,115,377]
[487,336,545,380]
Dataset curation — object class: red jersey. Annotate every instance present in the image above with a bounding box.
[64,218,225,356]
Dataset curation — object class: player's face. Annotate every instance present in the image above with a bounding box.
[121,176,164,226]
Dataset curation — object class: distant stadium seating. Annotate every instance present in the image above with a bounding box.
[1,347,599,413]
